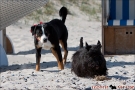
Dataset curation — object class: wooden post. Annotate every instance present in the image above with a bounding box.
[102,0,106,55]
[0,30,3,46]
[3,28,6,52]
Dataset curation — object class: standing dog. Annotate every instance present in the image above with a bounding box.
[71,37,107,78]
[30,7,68,71]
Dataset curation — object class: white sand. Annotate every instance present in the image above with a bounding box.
[0,5,135,90]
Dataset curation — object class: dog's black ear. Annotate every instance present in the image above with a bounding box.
[85,42,88,47]
[31,25,36,36]
[43,23,53,34]
[79,37,83,48]
[43,23,57,39]
[85,42,91,51]
[97,40,100,44]
[97,40,102,48]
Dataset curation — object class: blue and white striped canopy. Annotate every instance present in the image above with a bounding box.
[108,0,135,26]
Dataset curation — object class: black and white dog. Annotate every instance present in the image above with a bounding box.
[30,7,68,71]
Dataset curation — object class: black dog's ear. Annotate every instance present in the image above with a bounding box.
[97,40,101,45]
[85,42,91,51]
[43,23,56,38]
[97,40,102,48]
[85,42,88,47]
[79,37,83,48]
[31,25,36,36]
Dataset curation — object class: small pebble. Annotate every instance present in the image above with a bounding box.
[71,77,76,80]
[122,66,126,68]
[72,82,76,85]
[120,70,122,72]
[62,72,65,74]
[12,74,14,76]
[56,80,59,83]
[122,81,126,85]
[25,80,27,82]
[115,72,118,74]
[41,70,44,72]
[16,67,20,69]
[56,85,61,88]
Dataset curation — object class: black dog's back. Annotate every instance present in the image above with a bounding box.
[48,19,68,40]
[47,6,68,40]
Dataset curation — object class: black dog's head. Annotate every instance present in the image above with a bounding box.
[85,40,102,54]
[30,23,53,43]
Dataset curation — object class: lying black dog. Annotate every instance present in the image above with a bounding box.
[71,37,107,78]
[30,7,68,71]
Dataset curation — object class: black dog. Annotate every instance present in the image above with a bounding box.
[30,7,68,71]
[71,37,107,77]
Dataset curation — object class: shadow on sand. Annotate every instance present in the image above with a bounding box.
[15,46,79,55]
[0,61,71,73]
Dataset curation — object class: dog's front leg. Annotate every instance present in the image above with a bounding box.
[50,46,64,70]
[35,47,42,71]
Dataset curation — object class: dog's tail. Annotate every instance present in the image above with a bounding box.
[59,6,68,24]
[79,37,83,49]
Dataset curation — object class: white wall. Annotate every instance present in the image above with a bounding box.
[0,30,3,47]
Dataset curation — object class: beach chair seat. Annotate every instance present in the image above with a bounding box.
[108,20,135,26]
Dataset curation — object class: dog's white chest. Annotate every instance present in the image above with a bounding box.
[38,41,43,47]
[38,40,53,50]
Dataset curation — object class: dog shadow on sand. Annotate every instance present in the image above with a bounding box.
[15,47,79,55]
[0,61,71,73]
[3,46,134,80]
[1,47,77,72]
[1,58,134,80]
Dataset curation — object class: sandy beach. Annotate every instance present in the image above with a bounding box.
[0,2,135,89]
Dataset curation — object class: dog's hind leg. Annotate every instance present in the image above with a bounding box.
[59,40,68,65]
[35,47,42,71]
[79,37,83,48]
[51,46,64,70]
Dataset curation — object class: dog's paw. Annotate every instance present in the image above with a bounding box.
[63,59,67,65]
[36,65,40,71]
[58,62,64,70]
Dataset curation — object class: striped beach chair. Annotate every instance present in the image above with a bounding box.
[102,0,135,55]
[108,0,135,26]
